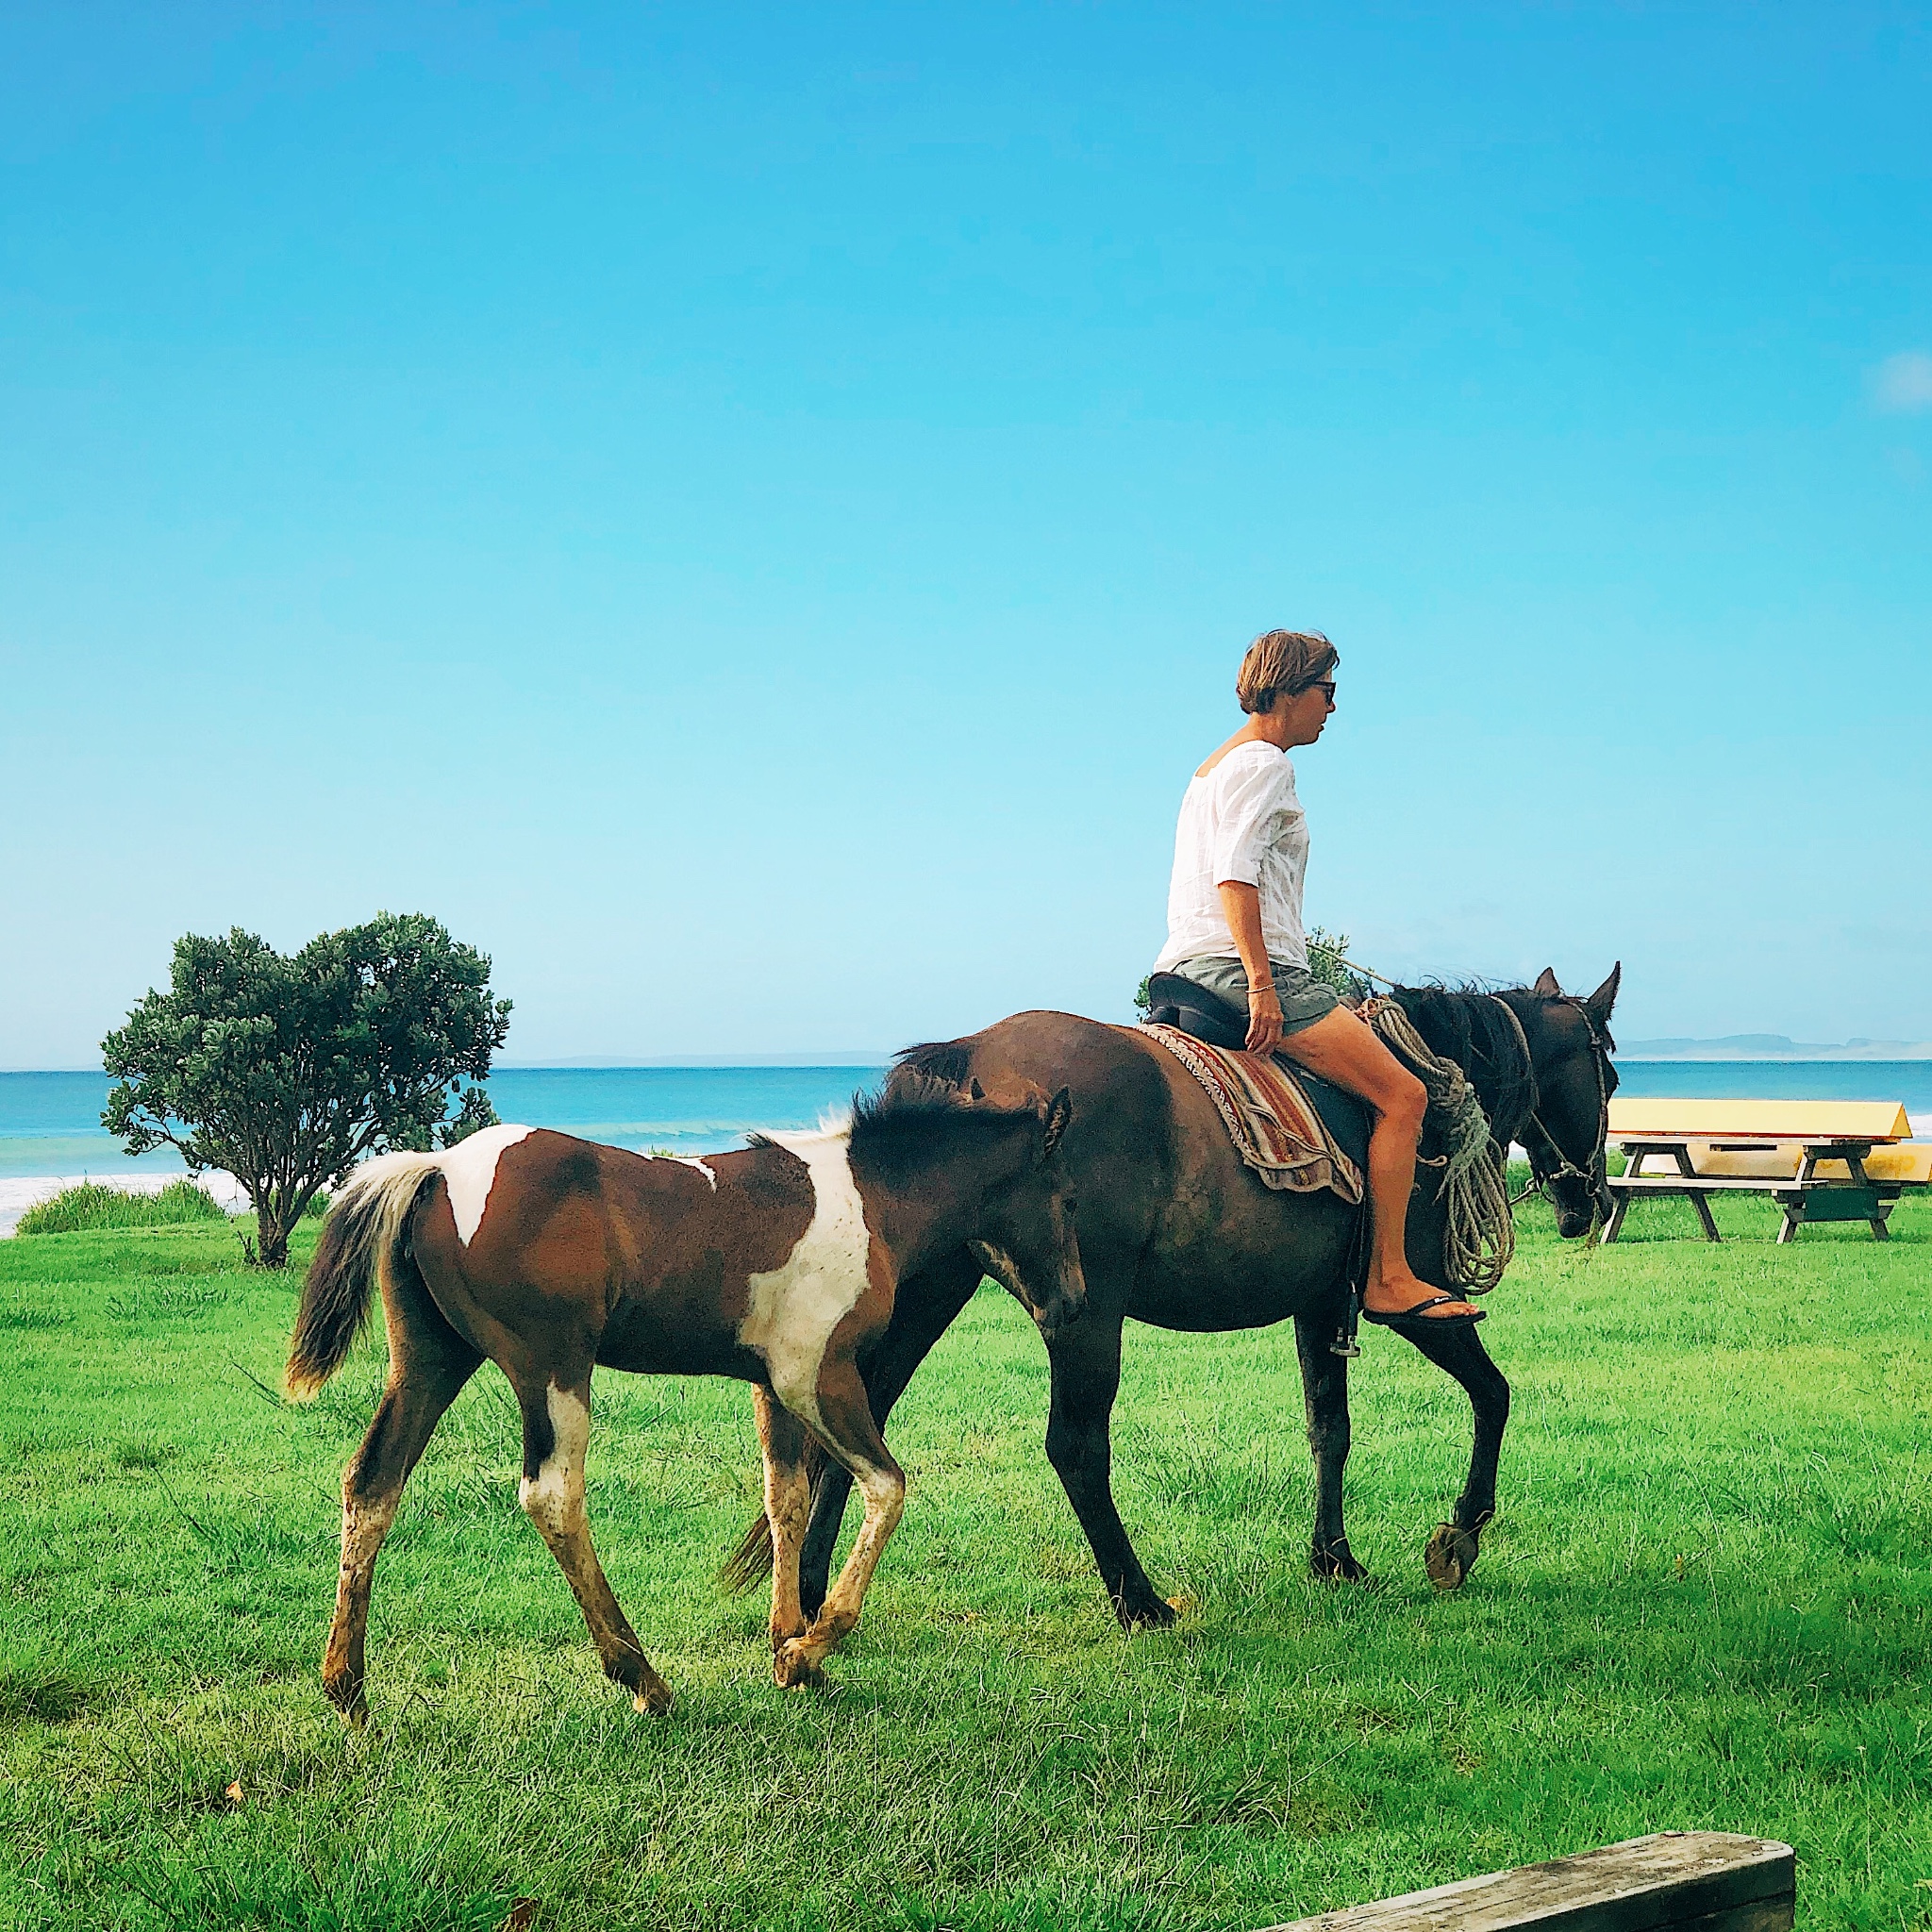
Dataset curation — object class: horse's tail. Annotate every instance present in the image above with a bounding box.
[717,1437,833,1594]
[285,1153,443,1400]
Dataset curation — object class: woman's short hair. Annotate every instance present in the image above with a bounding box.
[1236,629,1339,714]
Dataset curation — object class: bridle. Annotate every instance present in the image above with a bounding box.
[1491,994,1613,1212]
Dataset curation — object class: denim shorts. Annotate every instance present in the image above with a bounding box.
[1164,954,1341,1038]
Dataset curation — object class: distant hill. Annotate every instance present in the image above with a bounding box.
[1619,1034,1932,1061]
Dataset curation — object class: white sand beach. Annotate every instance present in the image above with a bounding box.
[0,1170,250,1237]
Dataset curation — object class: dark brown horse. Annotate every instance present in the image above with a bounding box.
[729,968,1619,1626]
[285,1080,1081,1720]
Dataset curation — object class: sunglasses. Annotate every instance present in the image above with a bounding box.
[1299,679,1337,701]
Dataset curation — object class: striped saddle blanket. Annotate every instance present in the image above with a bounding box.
[1140,1023,1365,1203]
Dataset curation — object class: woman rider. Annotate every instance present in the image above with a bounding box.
[1152,627,1481,1326]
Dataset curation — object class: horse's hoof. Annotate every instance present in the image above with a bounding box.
[773,1641,824,1689]
[1310,1540,1371,1584]
[632,1678,675,1716]
[1424,1522,1481,1591]
[1115,1589,1178,1631]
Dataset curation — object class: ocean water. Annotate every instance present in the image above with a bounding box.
[0,1066,888,1181]
[5,1058,1928,1181]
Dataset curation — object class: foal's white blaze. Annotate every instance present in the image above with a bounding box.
[740,1129,872,1432]
[519,1382,591,1533]
[673,1157,718,1191]
[439,1123,537,1246]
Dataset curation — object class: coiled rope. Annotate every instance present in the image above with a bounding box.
[1361,997,1516,1296]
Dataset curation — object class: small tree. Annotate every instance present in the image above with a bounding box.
[102,913,511,1269]
[1305,925,1374,1005]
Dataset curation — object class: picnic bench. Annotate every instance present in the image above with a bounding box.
[1603,1098,1929,1244]
[1259,1829,1794,1932]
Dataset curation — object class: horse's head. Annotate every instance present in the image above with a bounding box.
[961,1079,1087,1342]
[856,1064,1087,1341]
[1514,964,1621,1238]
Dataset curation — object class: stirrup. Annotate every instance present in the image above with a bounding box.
[1330,1283,1362,1357]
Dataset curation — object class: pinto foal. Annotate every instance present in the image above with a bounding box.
[285,1082,1080,1721]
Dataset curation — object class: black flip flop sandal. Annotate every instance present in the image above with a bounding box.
[1361,1292,1486,1331]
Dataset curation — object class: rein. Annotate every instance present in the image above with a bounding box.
[1493,993,1612,1214]
[1335,959,1613,1225]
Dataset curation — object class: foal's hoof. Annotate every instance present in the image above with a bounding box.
[1310,1539,1371,1584]
[773,1641,824,1690]
[322,1673,368,1729]
[1424,1522,1481,1591]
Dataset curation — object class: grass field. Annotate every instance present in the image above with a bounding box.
[3,1186,1929,1931]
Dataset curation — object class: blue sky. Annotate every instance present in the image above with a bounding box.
[4,3,1929,1067]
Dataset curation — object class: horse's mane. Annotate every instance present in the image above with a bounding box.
[841,1065,1047,1177]
[891,1041,974,1089]
[1387,982,1541,1147]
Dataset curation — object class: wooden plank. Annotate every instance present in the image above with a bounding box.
[1607,1175,1808,1192]
[1259,1830,1793,1932]
[1683,1143,1932,1184]
[1607,1099,1909,1141]
[1788,1186,1882,1222]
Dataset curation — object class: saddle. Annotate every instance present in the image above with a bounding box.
[1143,973,1373,1175]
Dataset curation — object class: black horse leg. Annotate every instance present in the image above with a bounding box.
[1044,1311,1174,1629]
[1293,1305,1368,1582]
[1397,1318,1510,1590]
[797,1249,983,1620]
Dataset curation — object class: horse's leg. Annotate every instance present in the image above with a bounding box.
[773,1358,907,1689]
[1043,1309,1173,1629]
[1397,1319,1511,1590]
[797,1249,982,1620]
[754,1385,811,1653]
[511,1368,675,1714]
[1293,1304,1369,1583]
[323,1272,482,1726]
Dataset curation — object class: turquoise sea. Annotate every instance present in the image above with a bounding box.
[4,1059,1929,1181]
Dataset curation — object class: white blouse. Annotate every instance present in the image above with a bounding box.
[1152,740,1309,974]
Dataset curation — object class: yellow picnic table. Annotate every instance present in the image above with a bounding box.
[1603,1098,1928,1243]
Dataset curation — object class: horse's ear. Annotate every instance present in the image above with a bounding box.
[1585,962,1622,1024]
[967,1076,985,1101]
[1532,967,1561,996]
[1041,1086,1074,1160]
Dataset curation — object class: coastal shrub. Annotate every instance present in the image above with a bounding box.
[15,1177,227,1236]
[1132,925,1372,1020]
[100,913,510,1269]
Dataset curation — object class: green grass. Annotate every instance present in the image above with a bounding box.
[2,1191,1929,1930]
[13,1178,228,1237]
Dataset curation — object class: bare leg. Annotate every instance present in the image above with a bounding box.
[772,1360,907,1688]
[514,1373,674,1715]
[754,1385,811,1653]
[323,1281,481,1725]
[1283,1006,1475,1318]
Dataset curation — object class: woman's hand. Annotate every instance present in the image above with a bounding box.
[1245,981,1284,1055]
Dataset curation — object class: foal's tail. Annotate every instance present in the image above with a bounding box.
[718,1436,832,1593]
[285,1153,443,1400]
